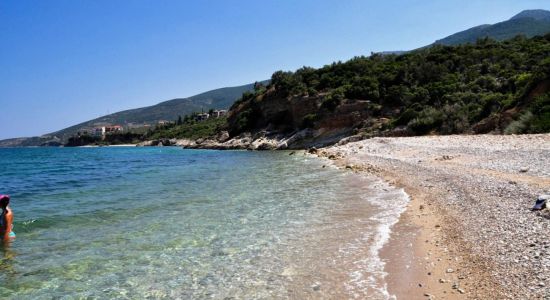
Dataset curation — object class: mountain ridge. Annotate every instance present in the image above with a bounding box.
[434,9,550,46]
[48,82,267,142]
[510,9,550,21]
[0,82,263,146]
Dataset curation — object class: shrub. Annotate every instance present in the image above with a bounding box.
[529,93,550,133]
[301,114,318,129]
[504,111,534,134]
[393,108,418,126]
[321,87,346,111]
[407,107,445,134]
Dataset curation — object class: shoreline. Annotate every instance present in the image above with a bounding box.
[320,134,550,299]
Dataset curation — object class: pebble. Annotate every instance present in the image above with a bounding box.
[325,134,550,298]
[446,268,454,273]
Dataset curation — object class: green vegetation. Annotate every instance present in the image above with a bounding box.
[66,114,227,146]
[230,34,550,135]
[146,116,227,140]
[66,132,144,146]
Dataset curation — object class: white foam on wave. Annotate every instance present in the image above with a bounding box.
[341,177,410,299]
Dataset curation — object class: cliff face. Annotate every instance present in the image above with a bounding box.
[227,89,385,145]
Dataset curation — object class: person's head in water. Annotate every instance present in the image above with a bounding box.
[0,195,9,212]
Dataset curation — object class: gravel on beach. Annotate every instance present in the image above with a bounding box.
[323,134,550,299]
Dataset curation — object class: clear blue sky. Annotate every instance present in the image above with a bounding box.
[1,0,549,139]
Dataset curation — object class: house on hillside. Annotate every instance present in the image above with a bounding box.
[196,113,210,121]
[93,125,123,137]
[212,110,227,118]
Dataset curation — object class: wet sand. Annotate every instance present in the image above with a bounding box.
[279,172,410,299]
[320,134,550,299]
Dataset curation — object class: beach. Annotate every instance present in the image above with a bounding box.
[319,134,550,299]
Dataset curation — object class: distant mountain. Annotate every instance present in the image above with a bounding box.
[0,82,264,146]
[511,9,550,21]
[0,136,62,147]
[48,82,268,141]
[435,9,550,45]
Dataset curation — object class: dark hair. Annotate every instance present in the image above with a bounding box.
[0,195,9,209]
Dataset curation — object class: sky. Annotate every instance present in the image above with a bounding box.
[1,0,550,139]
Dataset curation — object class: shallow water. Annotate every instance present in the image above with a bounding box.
[0,147,407,299]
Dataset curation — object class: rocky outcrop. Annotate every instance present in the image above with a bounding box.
[175,127,365,151]
[136,138,180,147]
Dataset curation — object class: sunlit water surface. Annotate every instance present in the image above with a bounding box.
[0,147,407,299]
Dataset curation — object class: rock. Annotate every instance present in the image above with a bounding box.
[289,151,295,156]
[439,278,447,283]
[136,140,157,147]
[308,147,318,154]
[519,167,529,173]
[311,283,321,291]
[458,288,465,294]
[337,135,364,146]
[175,139,196,148]
[217,131,230,143]
[328,154,337,160]
[446,268,454,273]
[255,142,276,150]
[276,141,288,150]
[159,138,172,146]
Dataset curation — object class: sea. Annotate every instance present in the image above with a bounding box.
[0,147,408,299]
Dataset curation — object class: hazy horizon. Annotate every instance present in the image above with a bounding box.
[2,0,550,139]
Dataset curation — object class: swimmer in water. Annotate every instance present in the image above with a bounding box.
[0,195,15,242]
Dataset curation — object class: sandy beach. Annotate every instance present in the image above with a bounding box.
[319,134,550,299]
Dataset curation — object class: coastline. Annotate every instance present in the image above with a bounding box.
[319,134,550,299]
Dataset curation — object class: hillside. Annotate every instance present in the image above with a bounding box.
[224,34,550,149]
[435,9,550,45]
[49,82,264,141]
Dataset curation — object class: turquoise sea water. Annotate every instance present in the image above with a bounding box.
[0,147,408,299]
